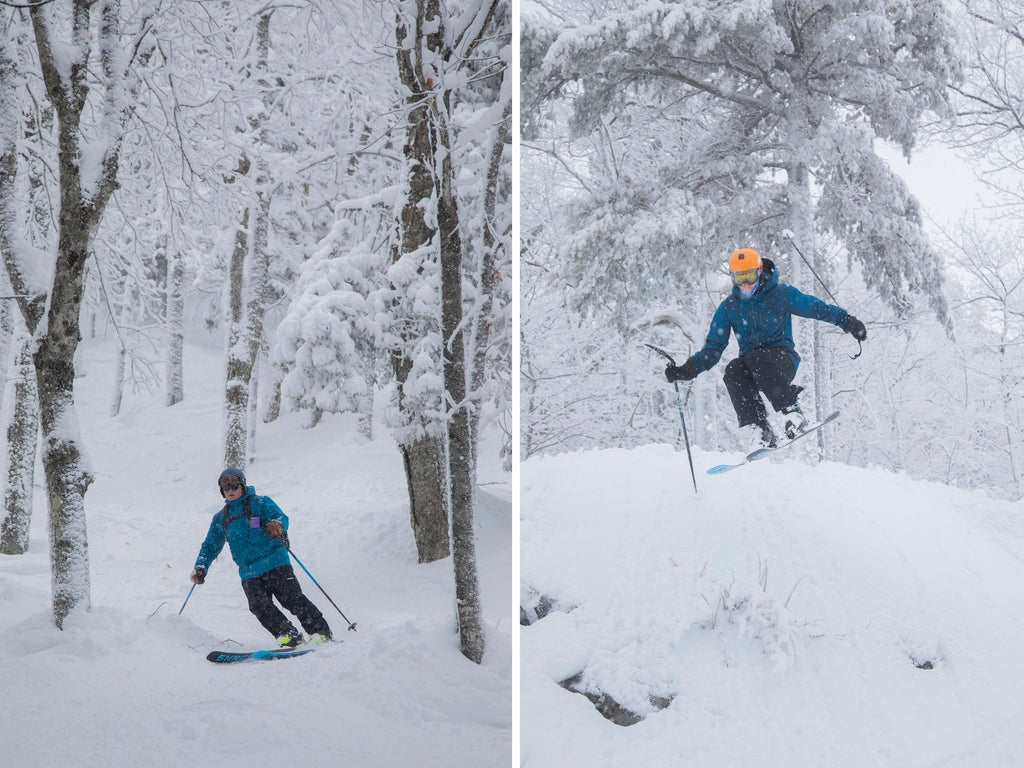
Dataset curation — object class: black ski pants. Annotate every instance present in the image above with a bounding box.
[723,347,801,428]
[241,565,332,640]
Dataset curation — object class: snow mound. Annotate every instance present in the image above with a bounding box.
[522,444,1024,767]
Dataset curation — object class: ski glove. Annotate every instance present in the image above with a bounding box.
[265,521,283,539]
[191,567,206,585]
[665,359,698,383]
[844,315,867,342]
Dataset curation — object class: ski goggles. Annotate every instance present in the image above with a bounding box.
[731,268,760,286]
[219,481,243,492]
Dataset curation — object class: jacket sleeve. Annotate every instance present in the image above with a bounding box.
[783,285,848,327]
[257,496,289,533]
[195,515,226,571]
[690,301,732,373]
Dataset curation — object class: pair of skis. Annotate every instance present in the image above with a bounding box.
[206,644,323,664]
[706,409,840,475]
[646,343,840,478]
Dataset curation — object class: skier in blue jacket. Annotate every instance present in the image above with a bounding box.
[191,468,332,647]
[665,248,867,448]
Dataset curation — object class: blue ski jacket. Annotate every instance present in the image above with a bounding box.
[195,487,290,583]
[690,259,849,373]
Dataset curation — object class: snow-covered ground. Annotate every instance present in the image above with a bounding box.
[521,441,1024,767]
[0,336,512,768]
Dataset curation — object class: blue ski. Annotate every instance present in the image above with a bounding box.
[707,410,840,475]
[206,646,317,663]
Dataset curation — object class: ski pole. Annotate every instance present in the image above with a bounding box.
[285,543,358,632]
[178,583,196,616]
[645,344,698,494]
[781,230,839,304]
[671,380,699,494]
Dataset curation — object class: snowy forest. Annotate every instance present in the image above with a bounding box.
[521,0,1024,501]
[0,0,511,666]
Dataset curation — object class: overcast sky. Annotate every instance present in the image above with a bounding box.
[880,141,997,235]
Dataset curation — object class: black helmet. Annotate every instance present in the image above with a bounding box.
[218,467,246,496]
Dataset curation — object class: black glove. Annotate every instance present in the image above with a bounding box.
[843,315,867,342]
[191,567,206,585]
[665,359,698,383]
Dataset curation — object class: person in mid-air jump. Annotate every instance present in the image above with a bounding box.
[190,468,332,648]
[665,248,867,448]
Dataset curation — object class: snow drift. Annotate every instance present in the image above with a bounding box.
[521,442,1024,767]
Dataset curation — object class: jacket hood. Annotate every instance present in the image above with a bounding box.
[732,257,778,300]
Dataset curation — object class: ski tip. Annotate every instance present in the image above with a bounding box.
[706,463,738,475]
[206,650,251,663]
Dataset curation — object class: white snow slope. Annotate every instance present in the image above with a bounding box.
[0,337,512,768]
[521,442,1024,767]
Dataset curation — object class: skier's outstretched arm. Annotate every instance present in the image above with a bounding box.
[784,286,867,341]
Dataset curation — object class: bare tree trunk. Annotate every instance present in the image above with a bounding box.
[109,282,131,418]
[242,190,270,444]
[224,205,249,468]
[165,250,185,406]
[262,364,283,424]
[358,372,374,441]
[111,345,126,417]
[393,3,450,564]
[0,295,12,417]
[247,354,260,465]
[223,12,274,467]
[438,109,484,664]
[401,435,449,562]
[998,306,1020,485]
[785,86,820,452]
[468,98,511,472]
[21,3,132,626]
[0,331,38,555]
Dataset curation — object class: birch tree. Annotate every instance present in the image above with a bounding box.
[392,0,509,665]
[223,11,274,468]
[0,1,156,627]
[0,326,39,556]
[165,243,185,406]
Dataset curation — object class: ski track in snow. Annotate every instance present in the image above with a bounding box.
[0,337,512,768]
[521,444,1024,767]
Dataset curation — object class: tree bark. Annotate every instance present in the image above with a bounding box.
[165,250,185,407]
[109,281,131,418]
[401,435,450,563]
[468,98,511,472]
[393,1,451,564]
[0,332,38,555]
[438,112,485,664]
[0,0,157,624]
[223,12,274,467]
[24,4,110,627]
[224,205,250,468]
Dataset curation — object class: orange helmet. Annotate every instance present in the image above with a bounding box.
[728,248,762,272]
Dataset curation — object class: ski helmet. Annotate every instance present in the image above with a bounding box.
[729,248,763,294]
[728,248,762,272]
[218,467,246,496]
